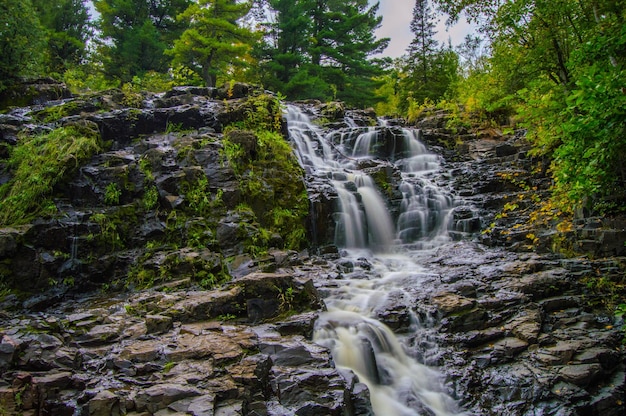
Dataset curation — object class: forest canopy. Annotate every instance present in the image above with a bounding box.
[1,0,625,215]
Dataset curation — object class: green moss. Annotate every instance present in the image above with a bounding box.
[221,110,309,253]
[0,125,102,226]
[104,182,122,205]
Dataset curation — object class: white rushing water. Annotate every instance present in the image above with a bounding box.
[284,105,467,416]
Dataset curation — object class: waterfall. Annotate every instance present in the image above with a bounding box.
[284,105,467,416]
[59,235,81,275]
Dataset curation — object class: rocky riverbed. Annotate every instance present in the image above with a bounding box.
[0,81,624,415]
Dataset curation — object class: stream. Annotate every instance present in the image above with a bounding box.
[285,105,470,415]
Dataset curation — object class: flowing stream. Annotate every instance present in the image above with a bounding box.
[285,105,468,416]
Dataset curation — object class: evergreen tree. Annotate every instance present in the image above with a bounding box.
[94,0,191,81]
[407,0,438,86]
[257,0,389,106]
[166,0,257,88]
[401,0,457,107]
[255,0,318,98]
[32,0,92,74]
[0,0,45,91]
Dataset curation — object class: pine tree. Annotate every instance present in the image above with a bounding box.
[32,0,92,74]
[257,0,389,106]
[408,0,438,80]
[254,0,316,97]
[0,0,45,91]
[94,0,191,81]
[166,0,258,88]
[405,0,439,98]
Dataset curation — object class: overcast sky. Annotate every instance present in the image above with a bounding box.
[371,0,475,58]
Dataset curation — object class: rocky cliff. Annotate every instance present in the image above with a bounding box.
[0,81,624,415]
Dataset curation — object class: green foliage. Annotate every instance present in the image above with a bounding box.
[256,0,389,107]
[433,0,626,215]
[220,95,309,252]
[0,126,101,226]
[104,183,122,205]
[143,185,159,210]
[0,0,46,91]
[62,63,119,93]
[138,157,155,182]
[166,0,257,88]
[551,65,626,211]
[90,212,123,251]
[182,176,224,219]
[94,0,191,82]
[32,0,92,74]
[120,83,144,108]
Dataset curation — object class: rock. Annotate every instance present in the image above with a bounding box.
[120,339,163,362]
[33,371,73,390]
[187,395,216,416]
[89,390,121,416]
[559,364,603,387]
[78,324,122,346]
[505,269,570,299]
[135,384,201,414]
[540,341,583,365]
[574,347,620,370]
[165,332,244,364]
[491,337,529,361]
[432,292,475,315]
[145,314,173,334]
[0,78,71,109]
[504,307,542,344]
[165,361,215,385]
[495,143,518,157]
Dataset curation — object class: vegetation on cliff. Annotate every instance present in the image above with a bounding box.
[0,1,625,302]
[0,123,101,226]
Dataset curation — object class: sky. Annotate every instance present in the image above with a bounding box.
[371,0,476,58]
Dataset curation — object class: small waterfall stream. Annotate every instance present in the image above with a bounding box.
[285,105,468,415]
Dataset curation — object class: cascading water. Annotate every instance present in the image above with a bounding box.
[284,105,468,415]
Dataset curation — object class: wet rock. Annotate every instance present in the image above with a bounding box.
[164,331,250,364]
[504,307,542,344]
[119,339,163,362]
[145,314,173,335]
[505,268,570,299]
[558,363,603,387]
[89,390,121,416]
[0,78,72,109]
[491,337,529,361]
[78,324,123,346]
[540,340,584,365]
[432,292,475,315]
[574,347,620,369]
[135,383,201,414]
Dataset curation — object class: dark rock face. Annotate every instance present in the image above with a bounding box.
[0,266,365,415]
[0,84,625,416]
[0,78,72,110]
[401,243,625,415]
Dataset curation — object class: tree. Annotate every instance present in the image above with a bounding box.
[407,0,439,87]
[256,0,389,106]
[32,0,92,74]
[94,0,191,81]
[254,0,317,98]
[166,0,258,88]
[0,0,45,91]
[432,0,626,213]
[399,0,457,108]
